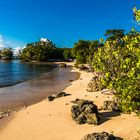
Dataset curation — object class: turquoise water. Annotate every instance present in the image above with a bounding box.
[0,60,55,87]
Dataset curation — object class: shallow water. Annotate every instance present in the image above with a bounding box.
[0,65,80,111]
[0,60,56,87]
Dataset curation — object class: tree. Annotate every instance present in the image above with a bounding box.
[88,40,103,64]
[1,48,13,60]
[72,40,91,65]
[20,38,56,61]
[105,29,125,41]
[63,48,73,60]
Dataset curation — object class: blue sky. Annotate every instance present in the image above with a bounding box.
[0,0,140,49]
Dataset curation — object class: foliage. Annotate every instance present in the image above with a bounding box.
[63,48,73,60]
[92,31,140,113]
[1,48,13,60]
[20,39,71,61]
[104,29,125,41]
[72,40,90,64]
[133,7,140,23]
[72,40,102,65]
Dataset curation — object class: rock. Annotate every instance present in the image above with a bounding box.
[75,112,87,124]
[48,92,70,101]
[87,76,103,92]
[0,112,10,119]
[68,79,74,82]
[59,63,66,67]
[101,100,120,111]
[56,92,71,98]
[71,98,84,104]
[48,96,55,101]
[71,99,101,125]
[79,65,89,71]
[71,105,81,120]
[86,113,99,124]
[82,132,116,140]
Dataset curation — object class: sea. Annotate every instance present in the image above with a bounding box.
[0,60,79,111]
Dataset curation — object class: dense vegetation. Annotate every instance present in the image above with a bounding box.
[19,38,73,62]
[72,40,103,66]
[0,48,13,60]
[72,8,140,114]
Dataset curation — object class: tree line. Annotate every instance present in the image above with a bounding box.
[0,39,74,61]
[19,39,74,62]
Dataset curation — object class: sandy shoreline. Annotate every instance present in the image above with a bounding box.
[0,65,140,140]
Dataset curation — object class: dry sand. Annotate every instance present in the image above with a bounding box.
[0,66,140,140]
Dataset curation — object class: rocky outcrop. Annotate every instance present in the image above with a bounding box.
[71,99,101,125]
[87,76,103,92]
[48,92,71,101]
[82,132,116,140]
[101,100,120,112]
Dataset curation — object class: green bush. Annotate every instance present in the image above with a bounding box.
[92,32,140,114]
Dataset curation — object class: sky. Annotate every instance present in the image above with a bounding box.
[0,0,140,49]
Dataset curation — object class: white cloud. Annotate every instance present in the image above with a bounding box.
[0,35,10,49]
[0,35,26,56]
[13,47,21,56]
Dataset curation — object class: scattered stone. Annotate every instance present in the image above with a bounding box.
[79,65,89,71]
[82,132,116,140]
[56,92,71,98]
[101,100,120,111]
[48,92,71,101]
[71,98,85,104]
[87,76,103,92]
[0,111,10,119]
[68,79,74,82]
[71,99,101,125]
[59,63,66,67]
[65,103,69,105]
[48,96,55,101]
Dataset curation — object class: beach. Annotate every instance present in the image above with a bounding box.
[0,63,140,140]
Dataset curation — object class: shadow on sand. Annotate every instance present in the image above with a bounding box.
[99,111,121,125]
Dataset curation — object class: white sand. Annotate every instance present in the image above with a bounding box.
[0,67,140,140]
